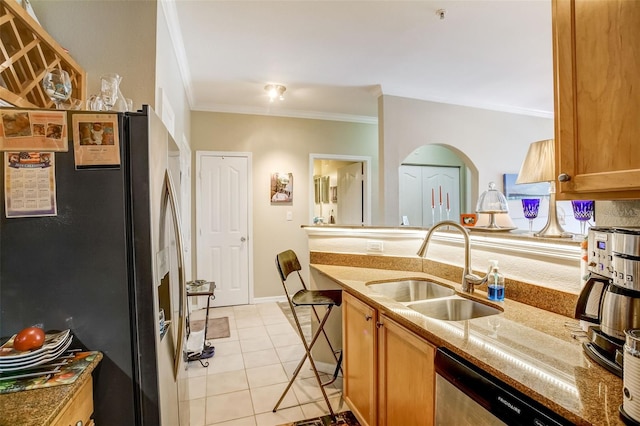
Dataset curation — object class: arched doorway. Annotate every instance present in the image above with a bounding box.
[399,144,478,227]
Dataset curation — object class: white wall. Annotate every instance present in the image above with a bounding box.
[32,0,157,111]
[379,95,554,226]
[190,112,378,299]
[157,3,193,280]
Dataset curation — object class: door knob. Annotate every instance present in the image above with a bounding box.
[558,173,571,182]
[240,237,246,242]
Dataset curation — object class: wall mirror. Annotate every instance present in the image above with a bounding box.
[314,175,330,204]
[159,170,187,379]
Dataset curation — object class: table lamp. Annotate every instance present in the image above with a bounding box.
[516,139,565,237]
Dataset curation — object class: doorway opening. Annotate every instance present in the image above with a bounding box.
[309,154,372,226]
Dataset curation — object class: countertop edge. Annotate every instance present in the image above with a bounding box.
[0,352,103,426]
[311,264,623,426]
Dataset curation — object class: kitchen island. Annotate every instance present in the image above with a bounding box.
[311,264,622,426]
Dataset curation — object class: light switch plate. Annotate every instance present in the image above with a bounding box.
[286,211,293,221]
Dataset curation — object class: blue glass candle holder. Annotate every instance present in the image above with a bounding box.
[521,198,540,234]
[571,200,594,236]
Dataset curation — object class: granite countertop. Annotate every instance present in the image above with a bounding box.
[0,352,102,426]
[311,264,623,426]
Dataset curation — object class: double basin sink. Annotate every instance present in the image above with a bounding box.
[366,279,501,321]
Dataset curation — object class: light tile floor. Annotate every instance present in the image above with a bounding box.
[186,303,346,426]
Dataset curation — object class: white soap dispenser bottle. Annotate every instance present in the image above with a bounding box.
[487,260,505,302]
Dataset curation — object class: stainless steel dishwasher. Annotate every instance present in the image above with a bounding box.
[434,348,573,426]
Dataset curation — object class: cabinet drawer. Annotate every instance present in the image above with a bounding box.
[51,376,94,426]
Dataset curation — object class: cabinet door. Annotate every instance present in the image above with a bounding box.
[378,315,435,426]
[553,0,640,199]
[51,376,93,426]
[343,291,377,426]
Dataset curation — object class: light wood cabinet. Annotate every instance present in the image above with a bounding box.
[342,292,435,426]
[552,0,640,199]
[378,314,435,426]
[343,291,377,426]
[51,376,94,426]
[0,0,86,108]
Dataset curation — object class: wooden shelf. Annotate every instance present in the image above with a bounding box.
[0,0,85,108]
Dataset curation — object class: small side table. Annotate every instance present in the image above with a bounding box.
[186,281,216,367]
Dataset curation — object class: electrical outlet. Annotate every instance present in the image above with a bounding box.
[367,240,384,252]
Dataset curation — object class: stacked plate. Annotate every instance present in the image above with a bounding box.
[0,330,73,374]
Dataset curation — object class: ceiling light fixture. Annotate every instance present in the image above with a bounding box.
[265,84,286,102]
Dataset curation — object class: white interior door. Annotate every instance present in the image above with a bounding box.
[399,165,460,227]
[423,166,460,226]
[399,165,422,226]
[337,162,364,225]
[196,153,250,306]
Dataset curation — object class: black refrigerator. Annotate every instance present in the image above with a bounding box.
[0,106,186,425]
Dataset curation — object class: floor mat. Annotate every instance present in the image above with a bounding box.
[189,316,230,339]
[278,410,360,426]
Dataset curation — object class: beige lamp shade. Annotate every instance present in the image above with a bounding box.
[516,139,555,184]
[515,138,566,237]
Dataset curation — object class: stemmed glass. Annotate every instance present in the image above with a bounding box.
[41,69,72,109]
[571,200,594,237]
[521,198,540,234]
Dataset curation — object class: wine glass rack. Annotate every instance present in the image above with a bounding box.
[0,0,85,108]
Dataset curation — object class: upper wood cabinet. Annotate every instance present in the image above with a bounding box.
[552,0,640,199]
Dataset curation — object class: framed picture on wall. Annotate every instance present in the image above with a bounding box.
[271,172,293,203]
[503,173,549,200]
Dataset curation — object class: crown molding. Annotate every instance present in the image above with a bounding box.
[193,104,379,124]
[160,0,195,107]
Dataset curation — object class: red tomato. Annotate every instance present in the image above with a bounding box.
[13,326,45,352]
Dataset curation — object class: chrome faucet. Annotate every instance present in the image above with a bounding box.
[416,221,490,294]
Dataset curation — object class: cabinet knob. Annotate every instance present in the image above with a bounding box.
[75,421,83,426]
[558,173,571,182]
[376,321,383,328]
[365,314,372,321]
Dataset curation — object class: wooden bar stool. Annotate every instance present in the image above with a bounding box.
[272,249,343,418]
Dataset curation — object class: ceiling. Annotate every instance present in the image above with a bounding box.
[165,0,554,123]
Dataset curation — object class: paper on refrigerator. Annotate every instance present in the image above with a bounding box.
[4,152,57,218]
